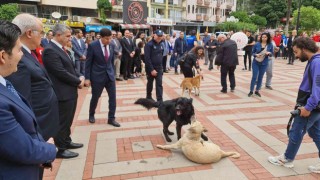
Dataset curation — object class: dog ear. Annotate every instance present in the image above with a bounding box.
[188,126,197,134]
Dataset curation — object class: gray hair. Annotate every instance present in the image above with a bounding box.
[111,30,116,33]
[211,34,216,38]
[12,13,39,35]
[52,24,71,36]
[217,34,227,39]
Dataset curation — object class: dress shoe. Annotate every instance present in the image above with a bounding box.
[124,77,128,80]
[220,89,227,93]
[67,142,83,149]
[129,75,135,79]
[248,91,253,97]
[56,149,79,159]
[89,115,95,123]
[108,120,120,127]
[116,77,123,81]
[266,86,273,90]
[255,91,261,97]
[230,88,235,92]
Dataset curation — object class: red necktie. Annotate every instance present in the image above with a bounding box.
[104,45,109,63]
[31,51,38,60]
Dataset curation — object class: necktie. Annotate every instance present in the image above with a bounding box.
[5,80,21,100]
[127,38,130,45]
[104,45,109,63]
[31,51,38,60]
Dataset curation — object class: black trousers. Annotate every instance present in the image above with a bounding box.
[243,50,252,70]
[122,55,133,78]
[146,69,163,102]
[182,65,194,78]
[54,98,77,150]
[162,55,167,71]
[89,77,116,121]
[288,48,295,64]
[208,52,216,69]
[220,65,236,91]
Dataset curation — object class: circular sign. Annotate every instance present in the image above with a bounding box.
[86,17,92,23]
[230,32,248,49]
[128,2,144,24]
[51,12,61,19]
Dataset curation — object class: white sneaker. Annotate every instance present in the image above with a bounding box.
[308,162,320,173]
[268,154,294,168]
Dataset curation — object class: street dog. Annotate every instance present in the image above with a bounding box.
[134,97,208,142]
[157,119,240,164]
[180,75,203,97]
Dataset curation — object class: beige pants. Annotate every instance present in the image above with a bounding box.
[114,56,121,78]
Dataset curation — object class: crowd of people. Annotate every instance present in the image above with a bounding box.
[1,12,320,179]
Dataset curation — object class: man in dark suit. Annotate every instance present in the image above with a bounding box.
[43,24,85,159]
[120,30,135,80]
[0,20,56,180]
[215,34,239,93]
[7,13,59,142]
[72,29,87,75]
[174,31,187,74]
[110,30,123,81]
[287,30,297,65]
[40,30,53,48]
[85,28,120,127]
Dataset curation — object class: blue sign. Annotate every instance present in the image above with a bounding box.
[85,25,112,32]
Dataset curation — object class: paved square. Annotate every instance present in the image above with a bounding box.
[44,59,320,180]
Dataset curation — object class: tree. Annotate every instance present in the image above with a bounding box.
[97,0,112,24]
[292,6,320,31]
[217,22,257,32]
[230,11,251,23]
[250,15,267,27]
[285,0,292,34]
[0,3,18,21]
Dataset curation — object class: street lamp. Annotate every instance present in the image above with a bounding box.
[296,0,302,31]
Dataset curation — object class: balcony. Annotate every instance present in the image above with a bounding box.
[226,1,234,9]
[196,14,202,21]
[216,0,221,8]
[203,14,209,21]
[216,15,220,22]
[204,0,211,6]
[197,0,203,5]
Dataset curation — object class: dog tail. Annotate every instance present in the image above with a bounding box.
[221,151,240,159]
[134,98,159,110]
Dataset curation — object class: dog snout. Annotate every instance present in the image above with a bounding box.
[203,128,208,132]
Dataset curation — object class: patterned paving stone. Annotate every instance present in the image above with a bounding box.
[43,59,320,180]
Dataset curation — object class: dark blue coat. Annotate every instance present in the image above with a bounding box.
[0,83,56,180]
[174,38,187,55]
[85,40,116,83]
[71,37,87,60]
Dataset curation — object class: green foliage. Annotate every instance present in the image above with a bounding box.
[217,22,257,32]
[312,0,320,9]
[230,11,251,23]
[292,6,320,30]
[253,0,287,27]
[97,0,112,24]
[0,3,18,21]
[250,15,267,27]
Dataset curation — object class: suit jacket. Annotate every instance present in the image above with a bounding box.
[0,83,56,180]
[215,39,239,67]
[6,48,59,141]
[41,38,50,48]
[287,36,297,50]
[174,38,187,55]
[110,38,122,58]
[85,40,115,83]
[42,42,81,101]
[120,37,135,58]
[71,37,87,61]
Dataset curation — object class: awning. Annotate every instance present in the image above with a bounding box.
[106,19,123,24]
[120,24,150,29]
[85,25,112,32]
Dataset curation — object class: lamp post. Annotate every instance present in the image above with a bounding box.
[295,0,302,31]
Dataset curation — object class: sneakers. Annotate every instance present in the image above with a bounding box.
[268,154,294,168]
[309,162,320,173]
[248,91,253,97]
[255,91,261,97]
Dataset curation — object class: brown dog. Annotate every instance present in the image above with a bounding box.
[180,75,203,97]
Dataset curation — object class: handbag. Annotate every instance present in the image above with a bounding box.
[255,48,267,62]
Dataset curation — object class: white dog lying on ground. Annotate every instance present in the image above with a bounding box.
[156,119,240,164]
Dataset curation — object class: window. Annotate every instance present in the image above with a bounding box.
[199,8,207,14]
[39,5,68,20]
[72,8,98,17]
[188,5,190,14]
[192,5,194,13]
[18,4,38,17]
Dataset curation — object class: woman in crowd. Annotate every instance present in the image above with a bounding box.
[165,34,173,71]
[133,41,144,77]
[248,32,274,97]
[181,46,204,78]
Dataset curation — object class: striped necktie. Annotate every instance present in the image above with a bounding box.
[5,80,21,100]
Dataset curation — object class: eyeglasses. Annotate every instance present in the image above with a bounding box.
[112,34,116,36]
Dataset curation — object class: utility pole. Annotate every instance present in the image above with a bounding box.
[296,0,302,31]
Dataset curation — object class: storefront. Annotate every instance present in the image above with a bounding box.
[85,25,112,32]
[174,21,203,35]
[39,18,85,32]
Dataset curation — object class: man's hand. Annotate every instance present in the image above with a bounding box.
[84,79,91,87]
[118,52,122,56]
[298,107,311,117]
[174,52,177,56]
[78,77,85,89]
[151,70,158,77]
[130,53,134,58]
[81,55,86,60]
[217,65,220,70]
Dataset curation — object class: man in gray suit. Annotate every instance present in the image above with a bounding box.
[110,30,123,81]
[72,29,87,76]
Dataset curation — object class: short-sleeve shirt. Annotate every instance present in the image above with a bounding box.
[243,36,255,51]
[186,35,197,51]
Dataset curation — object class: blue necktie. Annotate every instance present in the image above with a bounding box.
[6,80,21,100]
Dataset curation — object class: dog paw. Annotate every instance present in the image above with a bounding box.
[166,138,172,142]
[201,135,209,141]
[168,131,174,135]
[156,145,164,149]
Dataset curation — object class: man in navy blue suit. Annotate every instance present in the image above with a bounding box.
[0,20,56,180]
[40,30,53,48]
[72,29,87,76]
[85,28,120,127]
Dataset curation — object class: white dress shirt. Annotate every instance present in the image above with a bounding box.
[0,75,6,87]
[99,39,110,57]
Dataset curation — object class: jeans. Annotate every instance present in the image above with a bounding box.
[204,49,209,64]
[250,60,268,92]
[170,54,175,67]
[266,58,273,87]
[208,52,216,69]
[285,111,320,161]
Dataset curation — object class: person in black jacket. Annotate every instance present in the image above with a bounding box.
[174,32,187,74]
[134,41,144,77]
[182,46,204,78]
[215,34,239,93]
[287,30,298,65]
[144,30,164,102]
[205,34,219,70]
